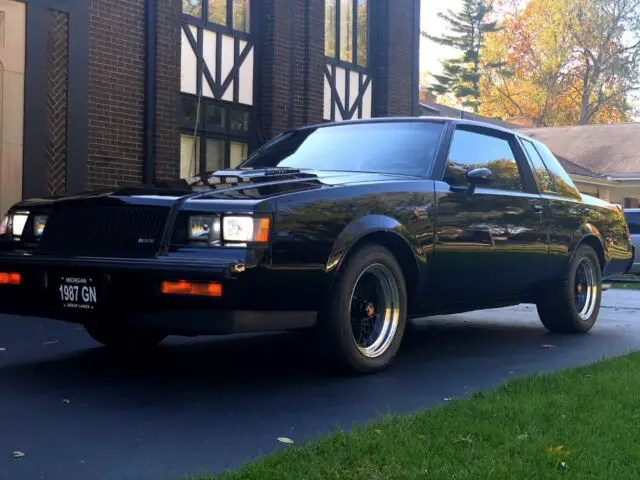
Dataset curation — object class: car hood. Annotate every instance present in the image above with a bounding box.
[9,169,418,210]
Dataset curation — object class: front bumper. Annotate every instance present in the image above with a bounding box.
[0,250,317,335]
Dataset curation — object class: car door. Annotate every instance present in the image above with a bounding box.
[431,125,549,305]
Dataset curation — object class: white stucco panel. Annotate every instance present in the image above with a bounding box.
[180,27,197,95]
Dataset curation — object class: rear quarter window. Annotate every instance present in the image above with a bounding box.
[531,141,582,200]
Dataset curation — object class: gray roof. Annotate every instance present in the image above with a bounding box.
[520,123,640,176]
[419,101,521,129]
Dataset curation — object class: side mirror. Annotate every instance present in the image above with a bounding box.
[464,168,493,195]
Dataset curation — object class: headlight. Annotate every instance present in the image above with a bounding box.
[222,216,271,243]
[0,215,8,236]
[11,212,29,237]
[34,215,48,236]
[188,215,221,243]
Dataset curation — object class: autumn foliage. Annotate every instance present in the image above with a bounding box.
[478,0,640,125]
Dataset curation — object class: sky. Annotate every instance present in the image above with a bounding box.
[420,0,464,80]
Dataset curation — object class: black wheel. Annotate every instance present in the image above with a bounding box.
[536,244,602,333]
[84,323,167,352]
[318,244,408,374]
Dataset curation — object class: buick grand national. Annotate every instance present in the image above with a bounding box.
[0,118,634,374]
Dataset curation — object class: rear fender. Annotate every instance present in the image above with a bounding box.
[568,224,607,267]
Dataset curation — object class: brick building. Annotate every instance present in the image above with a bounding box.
[0,0,420,215]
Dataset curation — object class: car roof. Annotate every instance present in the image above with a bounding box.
[299,116,521,136]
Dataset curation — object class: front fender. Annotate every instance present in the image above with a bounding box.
[326,214,420,274]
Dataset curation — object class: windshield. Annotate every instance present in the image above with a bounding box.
[241,121,445,177]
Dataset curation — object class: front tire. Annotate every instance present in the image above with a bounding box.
[536,244,602,333]
[85,323,167,352]
[318,245,408,374]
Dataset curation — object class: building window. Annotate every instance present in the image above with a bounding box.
[179,94,250,178]
[182,0,250,33]
[325,0,368,68]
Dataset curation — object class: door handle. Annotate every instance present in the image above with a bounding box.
[532,203,544,214]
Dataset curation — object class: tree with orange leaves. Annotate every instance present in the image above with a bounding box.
[480,0,639,126]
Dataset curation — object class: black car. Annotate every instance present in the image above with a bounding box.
[0,117,634,374]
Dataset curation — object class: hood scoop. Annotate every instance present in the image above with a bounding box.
[194,167,318,186]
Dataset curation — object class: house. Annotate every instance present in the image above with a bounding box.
[0,0,421,215]
[419,100,521,130]
[519,124,640,207]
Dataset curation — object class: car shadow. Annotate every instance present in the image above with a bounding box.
[0,314,612,408]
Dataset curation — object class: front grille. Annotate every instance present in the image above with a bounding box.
[39,204,170,258]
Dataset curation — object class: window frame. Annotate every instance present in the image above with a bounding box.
[182,0,251,39]
[518,137,558,195]
[180,94,251,176]
[325,0,370,73]
[438,125,537,194]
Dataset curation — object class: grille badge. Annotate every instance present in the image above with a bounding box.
[137,238,156,244]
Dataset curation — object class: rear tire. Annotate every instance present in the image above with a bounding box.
[317,244,408,375]
[85,323,167,352]
[536,244,602,333]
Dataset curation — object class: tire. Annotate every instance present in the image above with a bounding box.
[84,323,167,352]
[317,244,408,374]
[536,244,602,333]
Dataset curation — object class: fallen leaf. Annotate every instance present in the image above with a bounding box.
[456,434,473,444]
[542,344,556,349]
[62,399,71,404]
[374,429,381,435]
[42,340,59,346]
[444,397,453,402]
[12,451,25,459]
[559,461,569,470]
[516,433,528,441]
[277,437,294,444]
[547,445,568,455]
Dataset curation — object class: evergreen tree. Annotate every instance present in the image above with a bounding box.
[423,0,500,112]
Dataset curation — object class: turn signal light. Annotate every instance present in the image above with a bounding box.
[160,280,222,297]
[0,272,21,285]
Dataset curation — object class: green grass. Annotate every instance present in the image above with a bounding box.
[192,353,640,480]
[608,274,640,289]
[610,282,640,290]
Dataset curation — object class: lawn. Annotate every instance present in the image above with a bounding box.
[610,282,640,290]
[193,352,640,480]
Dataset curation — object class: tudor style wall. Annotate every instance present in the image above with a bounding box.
[12,0,421,199]
[178,0,421,179]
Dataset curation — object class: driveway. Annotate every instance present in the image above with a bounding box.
[0,290,639,480]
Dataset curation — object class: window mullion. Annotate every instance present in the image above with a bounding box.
[335,0,341,61]
[352,0,357,68]
[203,0,209,22]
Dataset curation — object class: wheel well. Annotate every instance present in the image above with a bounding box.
[339,231,420,302]
[580,236,605,270]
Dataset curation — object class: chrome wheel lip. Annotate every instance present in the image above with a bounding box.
[575,258,598,321]
[349,263,401,359]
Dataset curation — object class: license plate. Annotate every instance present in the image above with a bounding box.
[56,275,100,310]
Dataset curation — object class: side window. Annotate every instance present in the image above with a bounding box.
[520,139,556,193]
[533,141,582,200]
[444,129,523,192]
[625,212,640,234]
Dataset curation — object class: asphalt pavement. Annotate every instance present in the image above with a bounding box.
[1,289,639,480]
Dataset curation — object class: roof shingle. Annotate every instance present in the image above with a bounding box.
[519,123,640,176]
